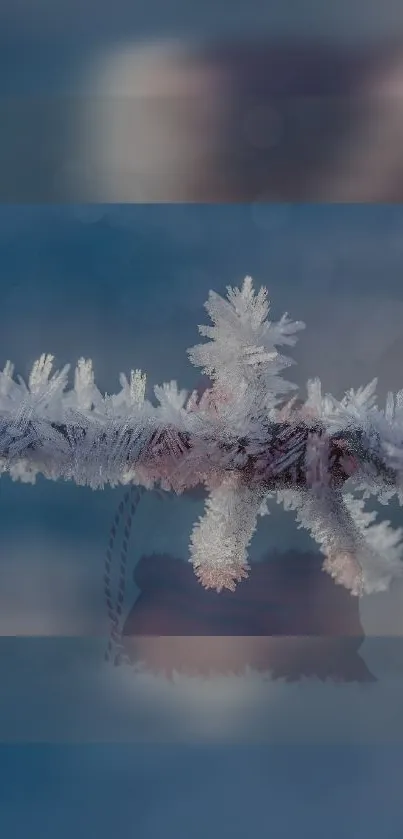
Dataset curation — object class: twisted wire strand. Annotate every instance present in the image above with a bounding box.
[104,485,145,664]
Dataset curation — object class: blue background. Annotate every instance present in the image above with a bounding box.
[2,204,403,835]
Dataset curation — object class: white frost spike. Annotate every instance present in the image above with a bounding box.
[226,275,270,327]
[74,358,101,411]
[3,361,14,379]
[304,377,380,434]
[227,277,304,350]
[129,369,146,405]
[28,354,54,392]
[9,460,40,484]
[258,492,274,516]
[187,276,305,417]
[343,493,403,593]
[385,388,403,423]
[305,377,336,419]
[118,369,146,406]
[342,379,379,413]
[278,486,403,596]
[23,355,70,415]
[278,488,366,596]
[0,361,15,400]
[189,477,263,592]
[154,380,189,415]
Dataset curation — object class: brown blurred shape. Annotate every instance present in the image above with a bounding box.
[4,38,403,201]
[122,551,376,682]
[68,38,403,202]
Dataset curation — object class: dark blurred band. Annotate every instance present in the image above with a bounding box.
[2,39,403,201]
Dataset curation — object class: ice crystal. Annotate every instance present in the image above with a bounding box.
[0,276,402,595]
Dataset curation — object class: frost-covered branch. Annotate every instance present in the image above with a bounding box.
[1,276,403,596]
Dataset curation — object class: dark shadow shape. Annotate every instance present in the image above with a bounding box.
[122,550,377,682]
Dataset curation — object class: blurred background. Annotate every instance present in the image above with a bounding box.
[3,2,403,834]
[1,207,403,838]
[3,0,403,200]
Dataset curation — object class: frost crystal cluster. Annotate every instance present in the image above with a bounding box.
[1,276,403,597]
